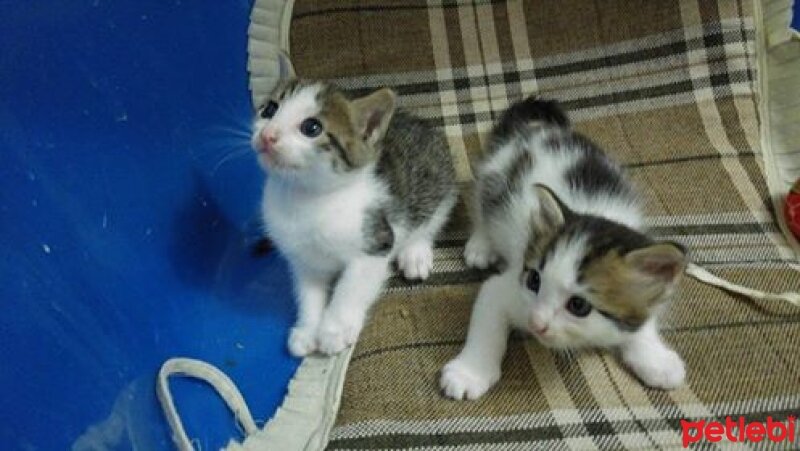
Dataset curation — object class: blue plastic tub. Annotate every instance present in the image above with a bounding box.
[0,1,297,449]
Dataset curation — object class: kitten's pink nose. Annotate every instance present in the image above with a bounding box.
[261,129,279,146]
[530,317,548,336]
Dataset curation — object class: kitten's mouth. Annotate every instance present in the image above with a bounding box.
[255,141,280,162]
[256,140,275,155]
[259,152,282,167]
[255,147,282,170]
[257,150,301,171]
[530,329,555,346]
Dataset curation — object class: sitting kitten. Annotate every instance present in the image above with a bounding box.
[441,97,687,400]
[253,79,457,356]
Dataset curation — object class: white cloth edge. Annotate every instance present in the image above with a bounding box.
[247,0,295,107]
[225,351,354,451]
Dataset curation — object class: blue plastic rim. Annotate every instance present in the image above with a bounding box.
[0,1,298,449]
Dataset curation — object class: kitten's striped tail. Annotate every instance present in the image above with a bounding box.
[492,97,570,142]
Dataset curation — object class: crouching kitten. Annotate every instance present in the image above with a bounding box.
[253,79,457,356]
[441,97,687,400]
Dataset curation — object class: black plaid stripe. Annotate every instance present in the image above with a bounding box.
[336,23,754,96]
[595,356,667,450]
[293,0,507,21]
[549,353,632,450]
[334,22,755,128]
[435,1,490,139]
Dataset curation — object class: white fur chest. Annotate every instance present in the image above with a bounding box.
[262,172,383,274]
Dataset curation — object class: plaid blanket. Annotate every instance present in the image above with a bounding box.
[289,1,800,449]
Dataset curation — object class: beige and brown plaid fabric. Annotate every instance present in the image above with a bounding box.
[290,1,800,449]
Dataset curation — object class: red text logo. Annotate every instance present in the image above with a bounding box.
[681,416,796,447]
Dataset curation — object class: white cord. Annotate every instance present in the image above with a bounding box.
[686,263,800,306]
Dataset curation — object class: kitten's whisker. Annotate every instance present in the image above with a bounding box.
[211,103,254,135]
[211,148,252,176]
[216,101,251,125]
[203,125,252,139]
[204,137,252,149]
[194,140,250,160]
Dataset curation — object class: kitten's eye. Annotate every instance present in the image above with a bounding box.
[566,296,592,317]
[260,101,279,119]
[299,118,323,137]
[525,269,541,293]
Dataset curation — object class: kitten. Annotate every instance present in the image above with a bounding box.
[441,97,687,400]
[253,79,457,356]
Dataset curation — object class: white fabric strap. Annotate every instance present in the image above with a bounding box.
[157,352,353,451]
[156,358,259,451]
[686,263,800,306]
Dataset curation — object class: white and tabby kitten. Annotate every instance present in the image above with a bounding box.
[253,79,457,356]
[441,98,687,400]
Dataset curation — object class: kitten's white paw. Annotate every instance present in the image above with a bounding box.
[317,315,363,355]
[464,234,498,269]
[287,326,318,357]
[397,241,434,280]
[440,357,500,400]
[623,346,685,390]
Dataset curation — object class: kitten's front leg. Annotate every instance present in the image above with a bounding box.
[440,274,513,400]
[288,270,331,357]
[397,195,456,281]
[620,319,685,390]
[396,238,434,281]
[464,226,499,270]
[317,255,390,355]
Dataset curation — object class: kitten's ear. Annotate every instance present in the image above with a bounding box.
[624,242,687,286]
[533,184,571,231]
[277,50,296,79]
[351,88,397,146]
[269,77,299,102]
[527,185,571,261]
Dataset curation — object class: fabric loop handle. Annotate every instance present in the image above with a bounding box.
[157,358,259,451]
